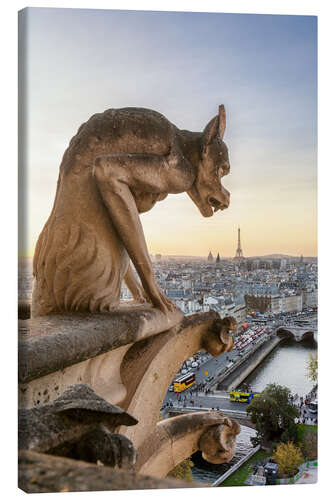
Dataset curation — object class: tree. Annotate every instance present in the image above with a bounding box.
[306,351,318,382]
[273,442,303,475]
[299,429,317,460]
[168,458,194,482]
[246,384,299,446]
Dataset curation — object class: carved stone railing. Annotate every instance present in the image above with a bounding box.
[19,450,203,493]
[119,312,230,451]
[19,307,239,482]
[18,305,183,408]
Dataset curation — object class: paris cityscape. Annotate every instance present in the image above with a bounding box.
[18,225,318,486]
[122,227,317,323]
[120,227,318,483]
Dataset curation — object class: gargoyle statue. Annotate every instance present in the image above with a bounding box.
[32,106,231,319]
[202,316,237,356]
[198,416,241,464]
[18,384,138,470]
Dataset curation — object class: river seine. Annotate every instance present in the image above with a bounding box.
[243,338,317,395]
[192,338,317,484]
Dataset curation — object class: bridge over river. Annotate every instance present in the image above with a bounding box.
[274,315,317,343]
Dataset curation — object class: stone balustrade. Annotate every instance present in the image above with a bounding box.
[19,307,240,484]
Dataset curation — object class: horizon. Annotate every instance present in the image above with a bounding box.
[19,251,317,261]
[20,8,317,258]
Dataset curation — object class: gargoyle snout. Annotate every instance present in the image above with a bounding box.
[208,185,230,213]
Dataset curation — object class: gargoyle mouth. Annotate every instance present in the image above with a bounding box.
[208,196,227,213]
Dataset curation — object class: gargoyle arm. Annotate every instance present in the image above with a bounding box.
[93,153,194,313]
[124,264,148,303]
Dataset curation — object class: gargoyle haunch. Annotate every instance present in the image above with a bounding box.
[32,106,231,317]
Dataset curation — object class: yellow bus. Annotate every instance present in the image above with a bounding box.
[229,391,260,403]
[173,372,196,393]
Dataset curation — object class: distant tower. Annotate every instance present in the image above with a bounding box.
[216,252,221,264]
[234,227,245,260]
[207,251,214,263]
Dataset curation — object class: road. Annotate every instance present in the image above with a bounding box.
[162,325,317,424]
[162,389,317,423]
[163,391,249,417]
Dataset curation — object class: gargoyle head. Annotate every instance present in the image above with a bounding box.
[198,417,241,464]
[202,316,237,357]
[187,105,230,217]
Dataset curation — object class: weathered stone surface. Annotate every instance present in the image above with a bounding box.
[49,383,136,419]
[74,428,137,469]
[18,343,130,408]
[201,315,236,356]
[18,306,182,384]
[119,311,235,449]
[18,450,202,493]
[32,106,230,321]
[198,418,241,464]
[18,311,235,410]
[19,384,137,454]
[136,411,240,478]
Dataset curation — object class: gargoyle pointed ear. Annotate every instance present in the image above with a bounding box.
[202,115,219,145]
[202,105,226,145]
[218,105,226,139]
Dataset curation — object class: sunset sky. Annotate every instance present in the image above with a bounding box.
[21,8,317,257]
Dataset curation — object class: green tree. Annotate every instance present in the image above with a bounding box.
[246,384,299,446]
[306,351,318,382]
[273,442,303,475]
[168,458,194,482]
[299,428,317,460]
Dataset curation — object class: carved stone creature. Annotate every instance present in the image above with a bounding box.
[136,410,241,477]
[19,384,138,469]
[32,106,231,318]
[198,417,241,464]
[202,316,236,356]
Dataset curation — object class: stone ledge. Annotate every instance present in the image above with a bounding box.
[18,305,184,384]
[18,450,201,493]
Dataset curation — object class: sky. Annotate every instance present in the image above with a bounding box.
[20,7,317,257]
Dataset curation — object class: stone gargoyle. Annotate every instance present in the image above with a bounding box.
[18,384,138,470]
[198,416,241,464]
[32,106,231,320]
[136,411,241,477]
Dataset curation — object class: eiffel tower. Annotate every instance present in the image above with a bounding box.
[234,227,245,260]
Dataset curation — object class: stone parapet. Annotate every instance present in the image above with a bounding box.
[19,450,201,492]
[18,310,233,411]
[19,305,183,384]
[18,308,240,481]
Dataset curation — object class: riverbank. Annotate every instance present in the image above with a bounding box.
[218,449,270,487]
[217,336,282,391]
